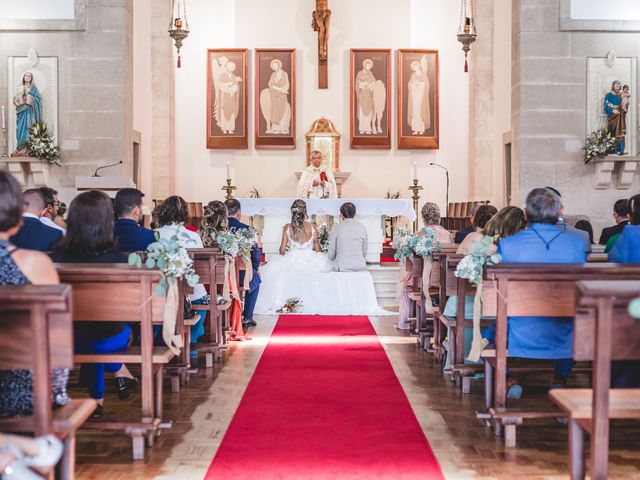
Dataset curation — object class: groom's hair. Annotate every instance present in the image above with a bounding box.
[340,202,356,219]
[225,198,241,216]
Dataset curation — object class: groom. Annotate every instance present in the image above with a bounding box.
[328,202,368,272]
[225,199,262,328]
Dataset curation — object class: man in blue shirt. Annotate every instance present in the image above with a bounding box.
[113,188,155,252]
[10,189,63,251]
[485,187,587,398]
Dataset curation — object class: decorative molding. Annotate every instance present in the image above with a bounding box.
[0,157,50,188]
[0,0,86,32]
[592,155,640,190]
[560,0,640,32]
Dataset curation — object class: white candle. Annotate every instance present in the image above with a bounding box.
[226,160,231,179]
[1,106,5,130]
[413,161,418,180]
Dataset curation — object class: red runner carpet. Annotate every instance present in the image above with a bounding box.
[205,315,444,479]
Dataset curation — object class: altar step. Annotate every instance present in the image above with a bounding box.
[368,263,400,310]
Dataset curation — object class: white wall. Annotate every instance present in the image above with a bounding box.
[0,0,75,20]
[173,0,469,212]
[570,0,640,21]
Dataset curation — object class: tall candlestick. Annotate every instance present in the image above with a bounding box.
[1,106,5,130]
[413,161,418,180]
[226,160,231,179]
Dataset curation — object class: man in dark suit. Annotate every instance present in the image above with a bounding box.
[10,189,63,251]
[113,188,155,252]
[225,199,261,329]
[599,198,629,245]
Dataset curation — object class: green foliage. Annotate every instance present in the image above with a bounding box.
[26,122,60,164]
[584,128,617,164]
[454,235,501,286]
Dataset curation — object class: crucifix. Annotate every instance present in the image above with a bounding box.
[311,0,331,89]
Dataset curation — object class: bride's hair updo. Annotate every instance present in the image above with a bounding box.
[290,199,308,240]
[200,200,229,247]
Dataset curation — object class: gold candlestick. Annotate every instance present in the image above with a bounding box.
[222,178,236,200]
[409,179,423,232]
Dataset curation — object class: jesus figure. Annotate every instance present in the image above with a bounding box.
[297,150,337,199]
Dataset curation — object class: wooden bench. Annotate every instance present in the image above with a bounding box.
[0,285,96,479]
[550,280,640,479]
[56,264,180,460]
[479,263,640,447]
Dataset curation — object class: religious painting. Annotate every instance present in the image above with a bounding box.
[397,50,439,150]
[7,53,58,155]
[586,54,637,157]
[207,48,248,149]
[350,49,391,149]
[255,49,296,149]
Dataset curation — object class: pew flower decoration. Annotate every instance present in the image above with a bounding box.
[214,228,259,295]
[584,128,617,164]
[411,228,439,259]
[455,235,501,363]
[392,227,413,261]
[628,297,640,318]
[277,297,303,314]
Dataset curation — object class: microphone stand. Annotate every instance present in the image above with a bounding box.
[92,160,123,177]
[429,162,449,217]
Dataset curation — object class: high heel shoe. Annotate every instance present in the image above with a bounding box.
[116,377,138,401]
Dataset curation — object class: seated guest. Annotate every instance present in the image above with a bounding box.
[51,190,137,418]
[9,189,63,252]
[457,204,498,254]
[454,203,480,244]
[328,202,367,272]
[0,172,63,419]
[200,201,248,341]
[599,198,628,245]
[484,188,587,398]
[225,198,262,329]
[574,220,594,245]
[545,186,591,253]
[38,186,66,234]
[153,196,208,347]
[113,188,155,252]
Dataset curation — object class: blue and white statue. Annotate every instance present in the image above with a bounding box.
[12,72,42,152]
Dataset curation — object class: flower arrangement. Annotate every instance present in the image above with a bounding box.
[277,297,303,314]
[128,230,200,296]
[392,227,413,261]
[392,227,439,261]
[215,227,258,261]
[385,190,401,199]
[312,216,332,253]
[584,128,617,164]
[25,122,60,165]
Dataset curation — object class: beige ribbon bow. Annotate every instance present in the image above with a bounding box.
[162,282,184,356]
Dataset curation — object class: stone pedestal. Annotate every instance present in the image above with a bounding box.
[593,155,640,190]
[75,176,136,198]
[294,171,351,198]
[0,157,50,188]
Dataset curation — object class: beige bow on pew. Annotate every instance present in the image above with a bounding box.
[162,282,184,356]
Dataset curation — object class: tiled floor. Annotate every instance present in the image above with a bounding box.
[74,315,640,479]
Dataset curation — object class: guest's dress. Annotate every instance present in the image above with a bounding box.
[50,250,131,400]
[0,240,70,417]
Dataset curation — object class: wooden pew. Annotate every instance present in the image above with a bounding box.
[479,263,640,447]
[0,285,96,479]
[56,264,179,460]
[550,280,640,480]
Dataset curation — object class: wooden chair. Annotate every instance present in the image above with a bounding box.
[550,280,640,480]
[56,264,180,460]
[0,285,96,479]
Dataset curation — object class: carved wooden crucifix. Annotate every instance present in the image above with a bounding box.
[311,0,331,89]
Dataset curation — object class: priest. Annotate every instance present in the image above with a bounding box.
[297,150,338,199]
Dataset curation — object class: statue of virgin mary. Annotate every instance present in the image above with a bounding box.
[13,71,42,151]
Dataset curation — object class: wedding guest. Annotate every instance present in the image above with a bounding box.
[454,203,480,244]
[38,186,66,234]
[225,198,262,329]
[456,204,498,254]
[0,172,62,420]
[51,190,137,418]
[574,220,594,245]
[328,202,368,272]
[599,198,628,245]
[153,196,208,347]
[199,201,248,341]
[9,189,63,252]
[113,188,155,252]
[484,188,586,398]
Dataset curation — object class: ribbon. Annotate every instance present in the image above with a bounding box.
[162,282,184,356]
[242,255,253,291]
[421,256,434,316]
[466,278,489,363]
[222,255,241,302]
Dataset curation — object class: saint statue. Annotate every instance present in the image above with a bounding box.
[355,59,386,135]
[407,56,431,135]
[13,71,42,151]
[311,0,331,61]
[604,80,627,155]
[211,56,242,134]
[259,59,291,134]
[297,150,337,199]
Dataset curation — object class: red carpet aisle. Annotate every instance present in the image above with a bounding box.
[205,315,444,480]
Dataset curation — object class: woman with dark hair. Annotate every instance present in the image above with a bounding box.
[574,220,594,246]
[0,172,63,419]
[51,190,137,418]
[456,204,498,254]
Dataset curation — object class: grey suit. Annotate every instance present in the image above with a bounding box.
[328,218,368,272]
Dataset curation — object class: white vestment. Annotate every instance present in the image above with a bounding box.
[296,165,337,199]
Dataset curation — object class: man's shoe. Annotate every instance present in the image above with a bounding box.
[243,318,257,328]
[116,377,138,401]
[91,404,103,419]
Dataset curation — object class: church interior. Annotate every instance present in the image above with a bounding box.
[1,0,640,479]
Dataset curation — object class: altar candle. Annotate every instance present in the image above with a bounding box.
[226,160,231,179]
[1,106,5,130]
[413,161,418,180]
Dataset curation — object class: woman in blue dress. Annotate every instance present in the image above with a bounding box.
[12,72,42,151]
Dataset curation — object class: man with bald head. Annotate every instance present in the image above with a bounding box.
[10,188,63,251]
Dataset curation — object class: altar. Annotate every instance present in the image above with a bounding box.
[238,198,416,263]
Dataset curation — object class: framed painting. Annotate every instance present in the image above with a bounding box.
[7,54,58,155]
[207,48,248,149]
[397,49,439,150]
[255,49,296,149]
[350,49,391,149]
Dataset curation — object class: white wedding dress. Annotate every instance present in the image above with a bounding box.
[254,226,389,316]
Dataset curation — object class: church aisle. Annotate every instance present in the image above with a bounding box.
[205,315,444,479]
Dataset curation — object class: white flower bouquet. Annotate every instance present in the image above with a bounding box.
[26,122,61,164]
[584,128,617,164]
[277,297,303,314]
